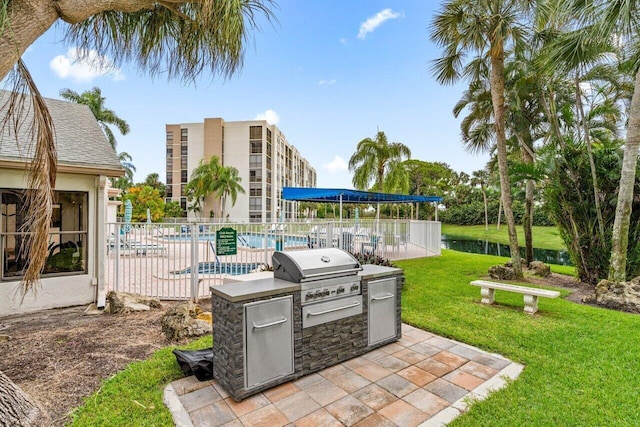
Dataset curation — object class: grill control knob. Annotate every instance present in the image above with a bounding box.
[314,290,323,298]
[306,292,314,300]
[323,289,330,296]
[337,286,345,294]
[350,284,359,292]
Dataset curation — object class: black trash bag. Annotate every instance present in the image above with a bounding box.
[172,348,214,381]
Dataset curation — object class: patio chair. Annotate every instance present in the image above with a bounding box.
[361,234,380,255]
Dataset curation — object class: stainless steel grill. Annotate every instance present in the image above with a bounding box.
[272,249,363,327]
[272,248,361,283]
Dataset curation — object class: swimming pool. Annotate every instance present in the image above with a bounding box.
[162,232,308,249]
[170,262,264,275]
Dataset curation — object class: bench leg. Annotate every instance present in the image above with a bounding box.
[523,295,538,314]
[480,288,495,304]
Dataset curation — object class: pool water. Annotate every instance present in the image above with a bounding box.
[163,232,308,249]
[171,262,264,275]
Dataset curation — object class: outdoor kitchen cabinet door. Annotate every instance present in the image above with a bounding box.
[368,278,397,346]
[244,296,294,389]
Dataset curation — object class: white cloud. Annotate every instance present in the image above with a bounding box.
[254,109,280,125]
[340,38,348,45]
[323,156,348,173]
[357,8,401,40]
[318,79,337,86]
[50,48,124,82]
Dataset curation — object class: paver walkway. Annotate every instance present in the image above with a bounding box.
[164,324,523,427]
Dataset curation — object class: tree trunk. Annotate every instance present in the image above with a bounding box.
[497,196,502,231]
[609,67,640,282]
[490,42,522,278]
[576,75,606,241]
[482,186,488,231]
[522,146,535,265]
[0,370,50,426]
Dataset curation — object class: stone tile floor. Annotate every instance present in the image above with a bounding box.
[164,324,523,426]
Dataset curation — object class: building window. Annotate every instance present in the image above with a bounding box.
[166,187,173,198]
[181,184,187,195]
[181,143,188,156]
[180,197,187,211]
[249,155,262,168]
[249,126,262,140]
[166,173,173,185]
[181,128,188,141]
[249,185,262,197]
[166,131,173,142]
[250,141,262,154]
[249,198,262,210]
[166,146,172,156]
[249,170,262,182]
[181,170,188,183]
[249,213,262,223]
[181,156,188,169]
[1,189,88,280]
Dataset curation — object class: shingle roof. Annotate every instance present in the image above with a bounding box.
[0,91,124,174]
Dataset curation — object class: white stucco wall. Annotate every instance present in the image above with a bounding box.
[224,121,252,221]
[0,169,99,316]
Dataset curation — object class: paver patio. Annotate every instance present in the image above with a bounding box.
[164,323,523,426]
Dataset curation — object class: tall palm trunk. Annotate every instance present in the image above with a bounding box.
[575,74,605,241]
[522,146,535,265]
[490,43,522,277]
[609,67,640,282]
[482,185,489,231]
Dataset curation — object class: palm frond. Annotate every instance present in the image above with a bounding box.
[3,60,56,296]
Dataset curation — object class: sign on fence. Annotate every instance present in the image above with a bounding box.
[216,227,237,255]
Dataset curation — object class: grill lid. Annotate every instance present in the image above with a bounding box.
[272,248,362,283]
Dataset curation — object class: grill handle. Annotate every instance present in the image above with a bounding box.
[307,301,361,316]
[371,293,394,301]
[300,268,363,281]
[253,317,288,329]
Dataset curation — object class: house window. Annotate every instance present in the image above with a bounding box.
[1,189,88,280]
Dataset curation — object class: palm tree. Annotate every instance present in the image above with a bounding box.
[186,156,222,219]
[60,87,130,150]
[213,165,245,219]
[431,0,533,277]
[348,131,411,192]
[111,152,136,191]
[471,169,491,231]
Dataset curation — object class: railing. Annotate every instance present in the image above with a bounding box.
[105,219,441,300]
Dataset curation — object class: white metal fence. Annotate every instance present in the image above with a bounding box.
[105,219,441,300]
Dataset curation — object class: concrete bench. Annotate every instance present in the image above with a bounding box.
[470,280,560,314]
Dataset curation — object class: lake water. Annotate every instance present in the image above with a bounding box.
[441,235,572,266]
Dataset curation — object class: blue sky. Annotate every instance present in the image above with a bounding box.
[21,1,488,188]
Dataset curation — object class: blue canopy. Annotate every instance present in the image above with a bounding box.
[282,187,442,203]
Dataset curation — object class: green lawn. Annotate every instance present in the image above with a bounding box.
[398,250,640,426]
[70,250,640,426]
[442,224,566,251]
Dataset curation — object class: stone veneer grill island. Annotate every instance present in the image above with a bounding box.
[210,248,403,401]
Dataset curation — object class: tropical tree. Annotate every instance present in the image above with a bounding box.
[111,151,136,191]
[213,165,245,219]
[60,87,129,149]
[122,185,165,222]
[471,169,491,231]
[186,156,221,220]
[1,0,275,293]
[140,173,166,197]
[431,0,533,278]
[348,131,411,192]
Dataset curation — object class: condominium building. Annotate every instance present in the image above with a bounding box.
[165,118,316,222]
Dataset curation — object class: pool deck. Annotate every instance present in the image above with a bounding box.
[164,323,523,426]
